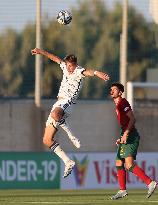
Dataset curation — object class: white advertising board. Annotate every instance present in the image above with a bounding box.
[61,152,158,189]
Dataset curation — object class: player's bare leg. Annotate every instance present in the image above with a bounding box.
[44,108,75,178]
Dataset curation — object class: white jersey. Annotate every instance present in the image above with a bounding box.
[57,62,85,102]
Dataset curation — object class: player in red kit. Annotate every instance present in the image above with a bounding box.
[110,82,157,200]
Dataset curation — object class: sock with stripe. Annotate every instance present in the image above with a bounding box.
[50,141,70,164]
[128,164,152,185]
[116,166,126,190]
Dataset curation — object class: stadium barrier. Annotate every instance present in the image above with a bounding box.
[0,152,157,189]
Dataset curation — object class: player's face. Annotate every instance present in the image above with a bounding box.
[110,86,122,99]
[65,62,76,74]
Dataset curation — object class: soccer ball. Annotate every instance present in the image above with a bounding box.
[57,10,72,25]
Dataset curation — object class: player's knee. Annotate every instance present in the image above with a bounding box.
[43,135,50,146]
[115,160,123,167]
[43,133,54,147]
[125,163,133,170]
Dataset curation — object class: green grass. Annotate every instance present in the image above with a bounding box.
[0,189,157,205]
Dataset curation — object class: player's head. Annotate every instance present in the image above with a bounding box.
[111,82,124,92]
[110,82,124,99]
[64,54,77,74]
[64,54,77,64]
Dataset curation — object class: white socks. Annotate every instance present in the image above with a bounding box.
[60,121,75,141]
[54,145,70,164]
[60,121,81,148]
[50,141,70,164]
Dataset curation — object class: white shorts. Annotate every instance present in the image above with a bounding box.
[46,99,75,127]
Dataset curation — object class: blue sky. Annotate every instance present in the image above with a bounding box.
[0,0,153,32]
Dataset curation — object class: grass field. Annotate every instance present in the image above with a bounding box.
[0,189,157,205]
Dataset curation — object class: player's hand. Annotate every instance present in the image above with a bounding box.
[31,48,41,55]
[120,134,128,144]
[96,71,110,81]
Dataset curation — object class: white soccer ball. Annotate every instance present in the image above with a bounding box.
[57,10,72,25]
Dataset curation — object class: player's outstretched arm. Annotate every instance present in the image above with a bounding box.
[83,69,110,81]
[31,48,61,64]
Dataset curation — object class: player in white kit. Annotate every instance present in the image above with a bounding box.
[31,48,110,178]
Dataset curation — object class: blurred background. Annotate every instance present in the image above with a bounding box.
[0,0,158,190]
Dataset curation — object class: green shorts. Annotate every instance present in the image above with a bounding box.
[116,128,140,160]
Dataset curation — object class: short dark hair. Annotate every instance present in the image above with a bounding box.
[64,54,77,64]
[111,82,124,93]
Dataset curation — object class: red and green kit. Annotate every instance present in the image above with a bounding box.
[115,98,140,160]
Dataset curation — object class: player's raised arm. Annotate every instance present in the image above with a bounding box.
[83,69,110,81]
[31,48,61,64]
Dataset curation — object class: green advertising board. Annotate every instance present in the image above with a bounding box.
[0,152,60,189]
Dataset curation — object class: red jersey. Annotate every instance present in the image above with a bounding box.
[115,98,132,131]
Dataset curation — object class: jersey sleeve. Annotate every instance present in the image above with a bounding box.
[120,99,132,113]
[59,61,66,71]
[76,66,86,78]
